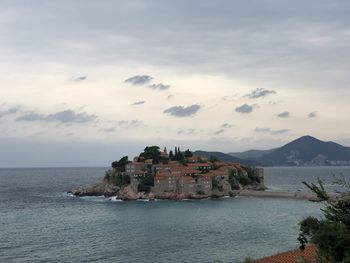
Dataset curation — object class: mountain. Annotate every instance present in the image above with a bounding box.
[193,150,260,166]
[228,149,276,159]
[254,135,350,166]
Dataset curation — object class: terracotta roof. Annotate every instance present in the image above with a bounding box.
[255,245,318,263]
[153,163,181,168]
[206,170,228,177]
[214,161,227,166]
[187,163,212,167]
[128,162,145,165]
[181,176,195,182]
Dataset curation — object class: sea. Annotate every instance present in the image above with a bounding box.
[1,166,350,263]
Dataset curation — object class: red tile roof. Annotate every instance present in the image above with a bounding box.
[181,176,195,182]
[255,245,318,263]
[187,163,212,167]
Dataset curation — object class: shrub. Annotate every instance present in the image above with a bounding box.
[238,175,252,186]
[137,174,154,193]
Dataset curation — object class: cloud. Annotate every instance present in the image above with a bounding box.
[277,111,290,118]
[72,76,87,82]
[212,129,225,135]
[16,110,97,123]
[308,111,317,118]
[131,101,145,106]
[246,88,277,99]
[164,104,201,117]
[270,129,289,135]
[0,105,21,118]
[103,127,116,133]
[149,83,171,90]
[235,104,255,114]
[177,129,195,135]
[117,119,142,128]
[254,127,289,135]
[124,75,152,85]
[254,127,271,132]
[221,123,229,128]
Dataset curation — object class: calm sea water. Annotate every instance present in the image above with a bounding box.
[1,166,349,263]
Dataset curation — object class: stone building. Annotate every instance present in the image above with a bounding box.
[126,162,148,193]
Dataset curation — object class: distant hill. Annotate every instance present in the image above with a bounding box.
[193,150,260,166]
[228,149,276,159]
[254,135,350,166]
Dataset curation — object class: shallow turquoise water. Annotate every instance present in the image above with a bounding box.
[1,167,346,262]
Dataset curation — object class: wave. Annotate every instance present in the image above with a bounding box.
[109,196,123,202]
[136,199,150,202]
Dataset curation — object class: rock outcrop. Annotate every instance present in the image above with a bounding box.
[70,180,119,197]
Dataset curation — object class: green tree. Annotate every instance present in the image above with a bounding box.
[138,174,154,193]
[184,149,193,158]
[111,156,130,172]
[209,155,219,163]
[298,178,350,263]
[139,146,160,164]
[169,150,174,160]
[105,170,130,186]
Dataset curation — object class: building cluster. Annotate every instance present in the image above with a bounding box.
[125,148,264,195]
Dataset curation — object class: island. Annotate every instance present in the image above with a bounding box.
[71,146,266,200]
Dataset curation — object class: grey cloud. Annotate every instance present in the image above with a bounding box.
[254,127,271,132]
[3,1,350,95]
[72,76,87,82]
[277,111,290,118]
[149,83,171,90]
[16,110,97,123]
[164,104,201,117]
[270,129,289,135]
[117,119,142,128]
[308,111,317,118]
[213,129,225,135]
[0,105,21,118]
[177,129,195,135]
[246,88,277,99]
[235,104,255,114]
[254,127,289,135]
[16,112,46,122]
[131,101,145,106]
[221,123,229,128]
[124,75,152,85]
[103,127,116,133]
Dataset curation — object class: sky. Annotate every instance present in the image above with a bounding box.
[1,0,350,167]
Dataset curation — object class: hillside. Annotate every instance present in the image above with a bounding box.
[229,149,276,159]
[255,135,350,166]
[194,150,260,166]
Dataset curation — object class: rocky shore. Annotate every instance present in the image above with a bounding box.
[69,180,243,201]
[69,181,339,202]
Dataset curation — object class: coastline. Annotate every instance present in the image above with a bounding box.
[71,185,336,201]
[238,189,340,201]
[238,190,317,200]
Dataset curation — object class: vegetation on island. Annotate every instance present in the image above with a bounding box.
[297,178,350,263]
[72,145,264,199]
[106,146,263,190]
